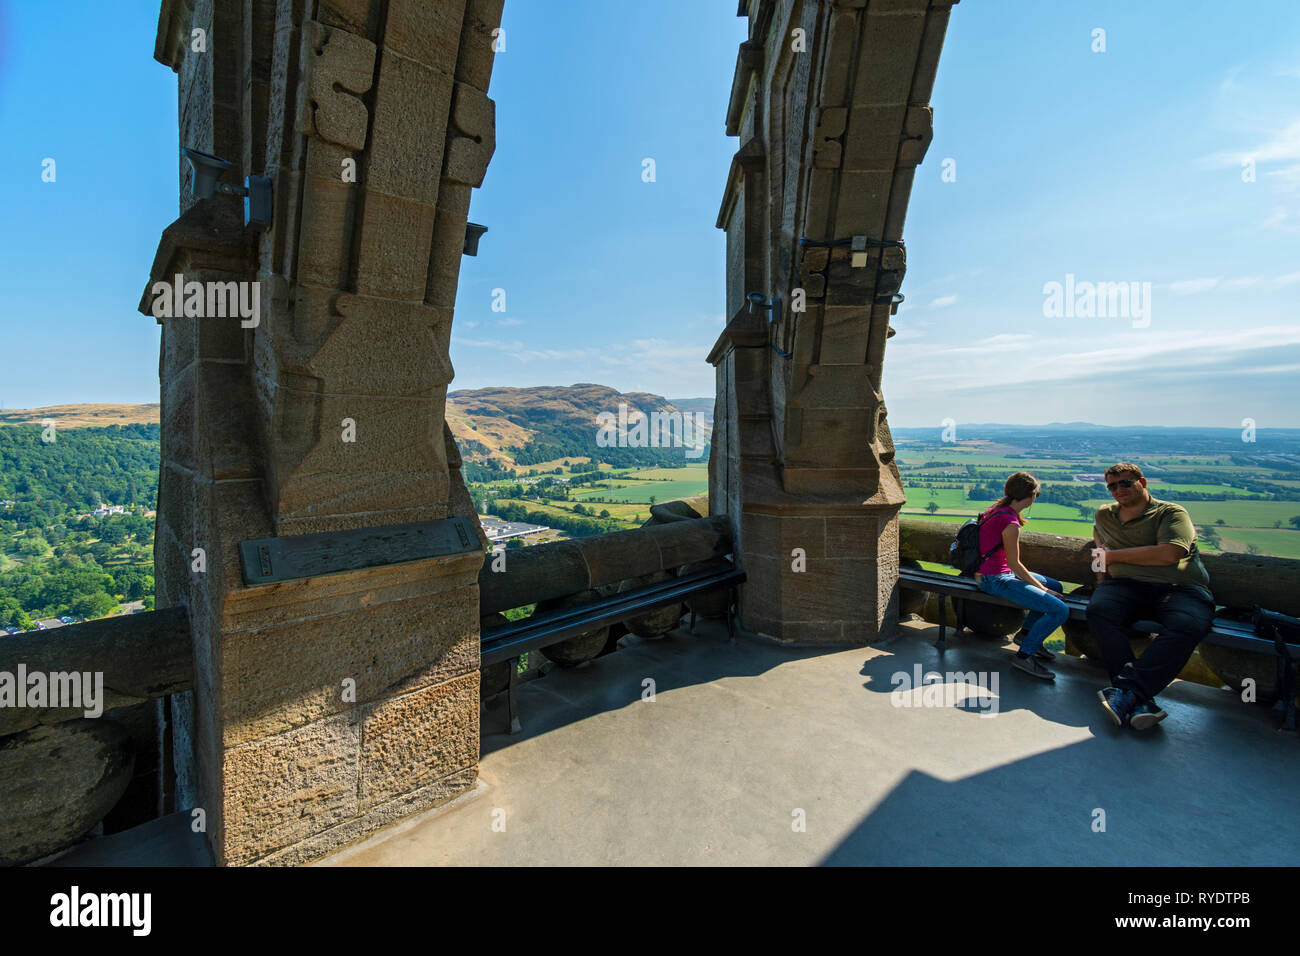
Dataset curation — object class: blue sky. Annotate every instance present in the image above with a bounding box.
[0,1,1297,427]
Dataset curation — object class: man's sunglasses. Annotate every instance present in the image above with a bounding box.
[1107,478,1138,491]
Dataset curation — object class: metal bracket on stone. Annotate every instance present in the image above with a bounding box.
[797,235,906,271]
[239,517,482,585]
[851,236,869,267]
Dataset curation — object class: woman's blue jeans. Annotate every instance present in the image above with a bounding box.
[976,572,1069,655]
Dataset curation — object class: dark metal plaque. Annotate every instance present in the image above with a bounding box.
[239,517,481,586]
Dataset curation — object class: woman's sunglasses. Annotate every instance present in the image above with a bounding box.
[1106,478,1138,491]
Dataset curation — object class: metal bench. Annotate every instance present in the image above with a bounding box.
[898,566,1299,728]
[899,566,1272,654]
[482,566,746,733]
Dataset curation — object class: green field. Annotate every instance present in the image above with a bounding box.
[569,466,708,505]
[1144,482,1264,497]
[1085,499,1300,529]
[571,479,708,503]
[901,486,1091,521]
[620,466,709,481]
[1215,528,1300,560]
[902,511,1097,538]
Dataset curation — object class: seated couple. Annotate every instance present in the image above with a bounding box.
[973,464,1214,731]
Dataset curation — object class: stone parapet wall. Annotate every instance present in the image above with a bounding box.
[899,518,1300,616]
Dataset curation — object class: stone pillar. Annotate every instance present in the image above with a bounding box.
[143,0,503,865]
[710,0,956,644]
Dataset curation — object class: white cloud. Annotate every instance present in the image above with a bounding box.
[1261,207,1300,232]
[1264,164,1300,189]
[1218,64,1244,95]
[496,317,523,326]
[929,294,958,308]
[452,337,525,349]
[888,325,1300,395]
[1273,271,1300,287]
[1203,117,1300,168]
[1168,277,1221,295]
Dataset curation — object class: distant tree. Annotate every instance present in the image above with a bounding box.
[1290,516,1300,530]
[70,591,117,620]
[506,538,524,549]
[99,521,127,545]
[19,534,52,557]
[1215,518,1226,526]
[599,509,610,518]
[1274,520,1283,529]
[0,598,32,630]
[925,501,940,514]
[649,496,656,506]
[142,595,155,611]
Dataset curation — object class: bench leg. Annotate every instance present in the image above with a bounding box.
[727,588,737,643]
[935,594,947,653]
[1280,661,1298,734]
[689,607,697,634]
[507,656,522,734]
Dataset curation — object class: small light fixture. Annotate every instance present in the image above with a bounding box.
[182,147,273,229]
[746,290,783,322]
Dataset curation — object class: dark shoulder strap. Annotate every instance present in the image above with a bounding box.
[979,508,1015,560]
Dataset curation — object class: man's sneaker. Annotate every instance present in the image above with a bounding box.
[1129,698,1168,731]
[1011,654,1055,681]
[1013,632,1056,662]
[1098,686,1138,727]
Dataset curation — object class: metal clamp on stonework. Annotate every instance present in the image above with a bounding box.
[798,235,905,268]
[876,292,905,316]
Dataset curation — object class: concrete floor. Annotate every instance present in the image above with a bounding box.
[321,618,1300,867]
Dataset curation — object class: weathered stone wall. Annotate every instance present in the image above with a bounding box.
[144,0,503,865]
[711,0,956,643]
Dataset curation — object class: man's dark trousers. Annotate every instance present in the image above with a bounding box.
[1087,579,1215,701]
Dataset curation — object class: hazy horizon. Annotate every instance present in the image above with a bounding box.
[2,393,1298,433]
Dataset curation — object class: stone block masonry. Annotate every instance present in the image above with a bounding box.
[709,0,957,644]
[143,0,504,865]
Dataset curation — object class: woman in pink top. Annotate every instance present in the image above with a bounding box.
[974,472,1069,680]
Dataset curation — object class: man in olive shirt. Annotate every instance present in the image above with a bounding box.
[1089,463,1214,731]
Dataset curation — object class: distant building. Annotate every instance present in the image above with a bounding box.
[1074,474,1105,482]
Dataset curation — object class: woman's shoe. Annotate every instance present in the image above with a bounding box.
[1011,654,1055,680]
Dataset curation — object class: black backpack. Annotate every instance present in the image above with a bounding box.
[949,508,1013,576]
